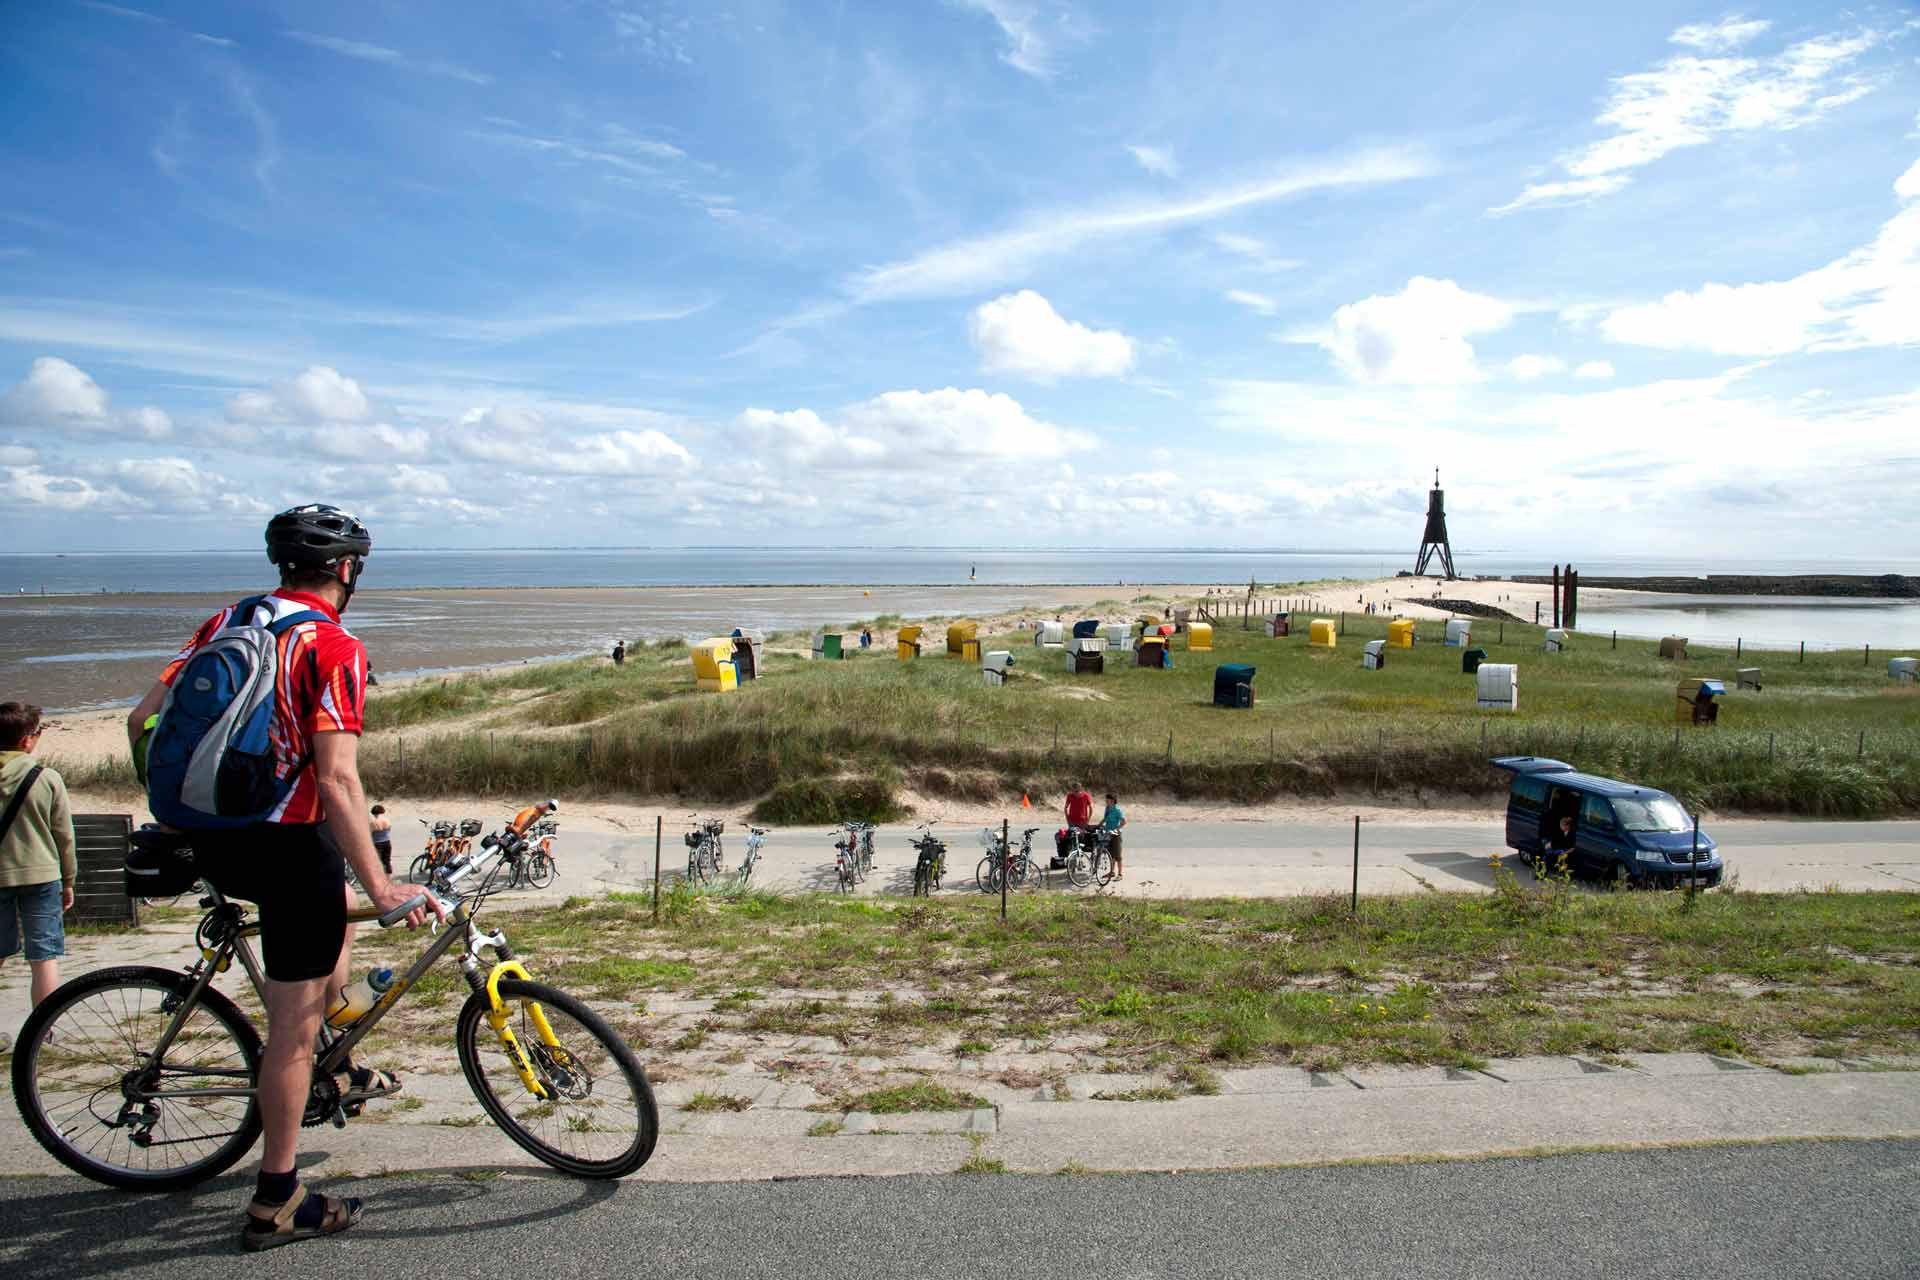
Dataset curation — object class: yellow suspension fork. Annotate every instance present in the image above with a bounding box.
[484,961,561,1100]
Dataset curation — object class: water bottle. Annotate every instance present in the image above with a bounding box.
[325,968,395,1028]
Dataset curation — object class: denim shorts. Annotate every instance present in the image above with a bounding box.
[0,880,66,962]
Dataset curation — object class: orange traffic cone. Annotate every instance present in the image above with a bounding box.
[1020,793,1033,810]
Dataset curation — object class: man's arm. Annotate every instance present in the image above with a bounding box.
[314,732,437,927]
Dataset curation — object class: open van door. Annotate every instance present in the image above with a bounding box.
[1490,757,1575,855]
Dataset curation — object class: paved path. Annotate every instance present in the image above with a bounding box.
[3,1138,1915,1277]
[526,818,1920,899]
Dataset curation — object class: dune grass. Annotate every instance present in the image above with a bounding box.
[349,886,1920,1072]
[354,605,1920,817]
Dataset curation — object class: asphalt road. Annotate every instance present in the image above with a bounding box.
[3,1139,1914,1279]
[524,818,1920,899]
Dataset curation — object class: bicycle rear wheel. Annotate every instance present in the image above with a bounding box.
[12,965,264,1191]
[409,853,434,883]
[1092,849,1115,887]
[456,978,657,1179]
[527,853,557,889]
[1066,851,1092,887]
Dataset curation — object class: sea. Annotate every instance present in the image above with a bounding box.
[4,548,1916,711]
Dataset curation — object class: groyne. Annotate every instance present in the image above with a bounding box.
[1506,574,1917,599]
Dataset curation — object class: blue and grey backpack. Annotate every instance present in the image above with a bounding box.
[145,595,326,829]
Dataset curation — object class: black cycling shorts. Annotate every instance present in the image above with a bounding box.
[192,823,348,983]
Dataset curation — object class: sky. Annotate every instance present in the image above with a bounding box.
[1,1,1917,560]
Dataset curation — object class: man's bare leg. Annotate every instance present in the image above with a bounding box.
[328,881,356,1012]
[257,975,328,1173]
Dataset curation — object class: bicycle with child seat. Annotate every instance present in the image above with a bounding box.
[10,825,659,1191]
[408,825,456,886]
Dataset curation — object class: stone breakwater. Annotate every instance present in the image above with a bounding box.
[1509,574,1917,599]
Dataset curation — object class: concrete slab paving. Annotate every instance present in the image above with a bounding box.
[1216,1066,1317,1094]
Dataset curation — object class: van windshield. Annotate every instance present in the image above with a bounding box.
[1612,797,1690,832]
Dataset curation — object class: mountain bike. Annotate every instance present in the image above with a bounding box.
[831,829,857,893]
[683,817,724,884]
[910,827,947,897]
[11,827,658,1191]
[736,826,768,888]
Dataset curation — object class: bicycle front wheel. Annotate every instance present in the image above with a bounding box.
[527,853,557,889]
[975,855,1000,894]
[456,978,657,1179]
[1066,851,1092,887]
[12,965,264,1191]
[409,853,434,883]
[1092,849,1115,887]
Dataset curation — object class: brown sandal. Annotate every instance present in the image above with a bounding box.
[241,1183,363,1252]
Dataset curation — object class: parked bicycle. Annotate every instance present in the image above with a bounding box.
[735,826,769,887]
[1060,825,1117,888]
[848,821,876,880]
[409,818,457,882]
[910,826,947,897]
[684,816,725,884]
[976,826,1043,893]
[831,827,858,893]
[11,825,659,1191]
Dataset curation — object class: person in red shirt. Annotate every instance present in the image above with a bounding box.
[126,504,435,1251]
[1056,783,1095,860]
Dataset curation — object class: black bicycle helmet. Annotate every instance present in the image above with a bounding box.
[265,503,372,569]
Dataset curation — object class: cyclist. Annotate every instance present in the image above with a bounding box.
[124,504,437,1251]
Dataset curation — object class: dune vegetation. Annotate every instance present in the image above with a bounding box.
[291,596,1920,821]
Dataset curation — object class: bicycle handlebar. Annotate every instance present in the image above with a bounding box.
[378,894,432,928]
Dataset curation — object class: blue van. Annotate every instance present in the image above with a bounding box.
[1491,756,1722,888]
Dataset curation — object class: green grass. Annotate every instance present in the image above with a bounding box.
[360,887,1920,1073]
[350,598,1920,817]
[836,1081,990,1113]
[682,1091,754,1113]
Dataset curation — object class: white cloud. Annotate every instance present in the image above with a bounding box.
[0,356,171,439]
[6,356,108,419]
[1225,289,1277,316]
[954,0,1070,79]
[1507,354,1567,380]
[1574,360,1616,379]
[228,365,371,423]
[286,30,491,84]
[453,403,695,475]
[1211,231,1302,274]
[849,147,1432,301]
[1670,17,1772,52]
[968,290,1135,381]
[1600,155,1920,355]
[1493,23,1883,214]
[740,388,1094,472]
[0,445,36,465]
[1322,277,1513,385]
[1128,145,1178,178]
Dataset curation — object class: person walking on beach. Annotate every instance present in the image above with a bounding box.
[0,702,76,1056]
[1100,791,1127,880]
[369,804,392,876]
[124,504,435,1250]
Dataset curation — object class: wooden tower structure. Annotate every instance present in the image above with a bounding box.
[1414,468,1456,579]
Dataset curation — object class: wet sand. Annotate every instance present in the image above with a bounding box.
[3,581,1224,712]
